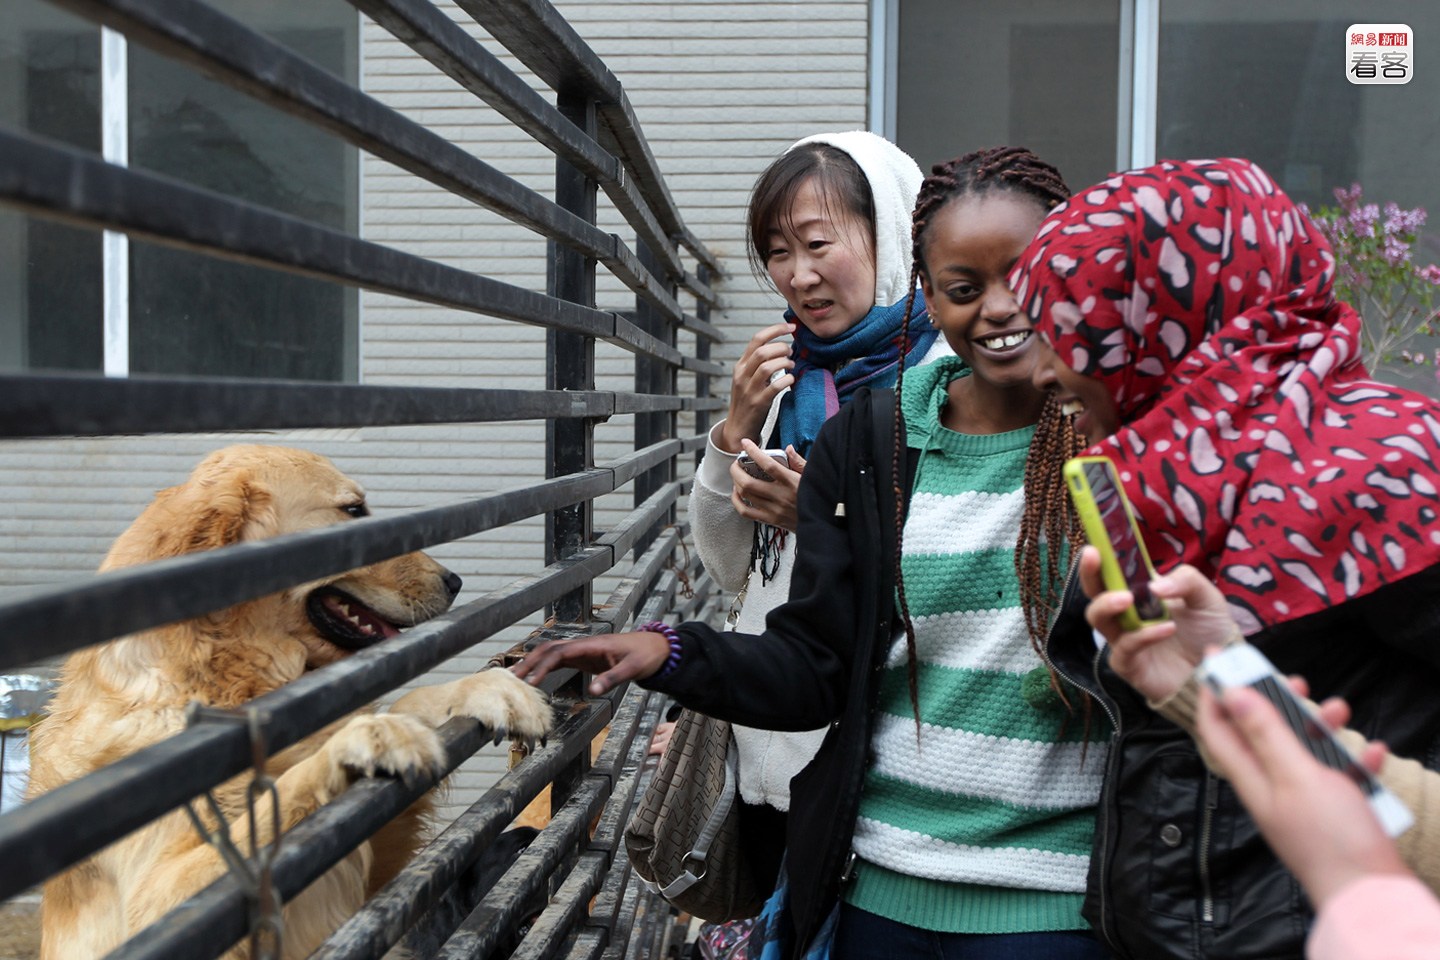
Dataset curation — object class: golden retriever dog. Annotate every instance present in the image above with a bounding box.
[28,444,553,959]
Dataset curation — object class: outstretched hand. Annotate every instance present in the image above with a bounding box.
[1080,547,1238,703]
[1195,675,1402,908]
[511,631,671,697]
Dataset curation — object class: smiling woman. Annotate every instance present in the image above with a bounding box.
[917,191,1049,434]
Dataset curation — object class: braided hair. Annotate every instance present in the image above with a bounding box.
[890,146,1071,724]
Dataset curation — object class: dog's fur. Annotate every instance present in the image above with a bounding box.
[28,445,552,959]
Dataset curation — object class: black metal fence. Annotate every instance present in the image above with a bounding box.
[0,0,727,957]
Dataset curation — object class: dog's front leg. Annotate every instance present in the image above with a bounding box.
[391,668,553,743]
[126,713,446,959]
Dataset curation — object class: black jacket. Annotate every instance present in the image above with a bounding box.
[649,388,915,954]
[1047,548,1440,959]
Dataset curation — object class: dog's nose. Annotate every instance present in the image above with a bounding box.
[442,570,463,599]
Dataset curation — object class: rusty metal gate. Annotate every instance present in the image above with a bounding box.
[0,0,728,956]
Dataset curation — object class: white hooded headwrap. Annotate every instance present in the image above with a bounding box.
[788,130,924,308]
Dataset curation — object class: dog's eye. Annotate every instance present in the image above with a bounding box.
[342,503,369,518]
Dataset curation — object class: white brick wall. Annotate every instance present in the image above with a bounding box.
[0,0,871,815]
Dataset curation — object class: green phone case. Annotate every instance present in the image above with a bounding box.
[1063,455,1168,631]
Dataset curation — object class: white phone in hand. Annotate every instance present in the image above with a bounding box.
[1198,644,1413,837]
[736,448,789,482]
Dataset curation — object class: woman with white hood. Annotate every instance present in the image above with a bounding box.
[687,133,946,869]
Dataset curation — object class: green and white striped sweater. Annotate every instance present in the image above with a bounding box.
[845,356,1108,934]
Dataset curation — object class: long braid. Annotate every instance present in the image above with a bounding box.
[1016,393,1088,653]
[893,146,1069,728]
[893,276,921,730]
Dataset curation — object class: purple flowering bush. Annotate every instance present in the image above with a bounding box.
[1306,184,1440,374]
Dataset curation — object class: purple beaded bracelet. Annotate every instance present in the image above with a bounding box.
[638,620,683,677]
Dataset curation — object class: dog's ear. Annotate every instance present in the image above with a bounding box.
[100,450,284,574]
[185,471,277,552]
[143,469,276,558]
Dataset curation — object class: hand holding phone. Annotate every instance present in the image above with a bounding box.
[1198,644,1414,838]
[737,448,789,482]
[1064,455,1167,631]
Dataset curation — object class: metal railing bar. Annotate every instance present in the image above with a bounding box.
[440,684,656,960]
[0,127,623,342]
[0,374,618,438]
[342,0,692,293]
[591,864,650,960]
[611,315,683,368]
[686,396,728,414]
[679,572,722,623]
[610,393,685,416]
[456,0,721,280]
[682,272,717,307]
[595,102,712,273]
[46,0,702,324]
[312,690,625,960]
[100,698,598,960]
[437,776,607,960]
[679,311,723,343]
[581,694,658,862]
[610,439,683,490]
[617,305,719,345]
[606,237,693,326]
[564,929,606,960]
[2,141,689,365]
[584,785,647,939]
[0,470,617,671]
[592,531,680,632]
[596,484,681,564]
[681,355,727,378]
[456,0,619,123]
[511,851,605,960]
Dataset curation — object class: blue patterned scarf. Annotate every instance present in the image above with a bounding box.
[775,290,935,456]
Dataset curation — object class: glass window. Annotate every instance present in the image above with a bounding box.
[0,0,359,380]
[1157,1,1440,391]
[895,0,1121,194]
[0,3,102,372]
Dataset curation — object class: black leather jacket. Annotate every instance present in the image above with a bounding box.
[649,388,914,956]
[1046,560,1440,959]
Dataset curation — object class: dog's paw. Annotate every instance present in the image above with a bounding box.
[393,669,554,745]
[325,713,447,787]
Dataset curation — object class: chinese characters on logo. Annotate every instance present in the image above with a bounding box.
[1348,23,1413,84]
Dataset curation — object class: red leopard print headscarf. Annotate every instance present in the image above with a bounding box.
[1016,157,1440,634]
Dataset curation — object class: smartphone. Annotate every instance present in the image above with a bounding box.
[1199,644,1414,837]
[737,449,789,482]
[1064,455,1168,631]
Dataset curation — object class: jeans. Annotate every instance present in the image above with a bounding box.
[832,903,1113,960]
